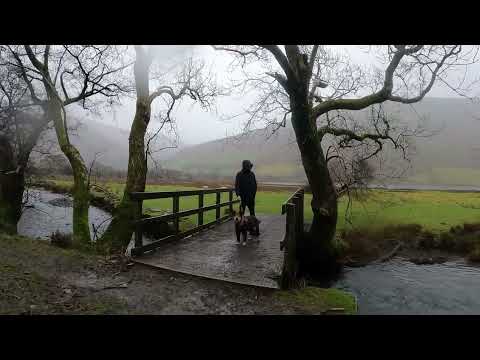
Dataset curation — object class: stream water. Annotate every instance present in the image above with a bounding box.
[18,189,111,240]
[335,258,480,314]
[17,189,480,314]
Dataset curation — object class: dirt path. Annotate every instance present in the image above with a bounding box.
[0,234,355,315]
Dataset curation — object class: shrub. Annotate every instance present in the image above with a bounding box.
[438,232,456,251]
[468,245,480,263]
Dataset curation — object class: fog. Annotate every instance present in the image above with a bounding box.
[74,45,480,145]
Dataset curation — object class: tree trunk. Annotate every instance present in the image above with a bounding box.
[98,99,149,253]
[0,136,24,234]
[48,98,91,245]
[99,49,151,253]
[290,96,339,278]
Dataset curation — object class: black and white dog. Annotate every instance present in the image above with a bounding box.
[233,207,260,246]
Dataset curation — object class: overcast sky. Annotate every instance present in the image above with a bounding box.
[77,45,480,145]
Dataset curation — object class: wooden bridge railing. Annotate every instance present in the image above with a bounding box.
[130,187,240,256]
[280,187,305,289]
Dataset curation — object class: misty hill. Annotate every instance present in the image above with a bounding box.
[164,97,480,186]
[32,117,178,171]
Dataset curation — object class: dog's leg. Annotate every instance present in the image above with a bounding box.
[235,222,241,242]
[242,230,247,245]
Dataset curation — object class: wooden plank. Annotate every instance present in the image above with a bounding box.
[131,214,285,289]
[281,203,298,289]
[173,195,179,234]
[133,259,280,290]
[131,215,232,256]
[216,192,221,220]
[198,193,204,226]
[131,235,180,256]
[298,190,304,235]
[281,187,304,214]
[130,188,234,200]
[136,199,240,225]
[182,215,231,238]
[134,200,143,248]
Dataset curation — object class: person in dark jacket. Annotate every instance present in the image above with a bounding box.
[235,160,257,217]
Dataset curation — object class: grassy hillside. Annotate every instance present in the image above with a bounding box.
[164,97,480,185]
[32,117,176,171]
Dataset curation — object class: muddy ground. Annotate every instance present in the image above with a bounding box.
[0,234,353,315]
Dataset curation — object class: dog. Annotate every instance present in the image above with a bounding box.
[233,208,260,246]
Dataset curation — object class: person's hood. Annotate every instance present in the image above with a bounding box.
[241,160,253,172]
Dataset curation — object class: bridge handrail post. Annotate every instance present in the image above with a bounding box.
[281,202,298,289]
[173,195,180,234]
[216,191,221,221]
[298,189,304,235]
[134,199,143,249]
[198,193,204,226]
[229,190,233,216]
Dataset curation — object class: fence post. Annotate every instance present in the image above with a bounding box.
[134,199,143,249]
[294,195,302,236]
[216,191,221,221]
[173,195,180,234]
[198,193,204,226]
[281,202,297,289]
[229,190,233,216]
[300,189,304,233]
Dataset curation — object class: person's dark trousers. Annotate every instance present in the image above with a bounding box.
[240,197,255,217]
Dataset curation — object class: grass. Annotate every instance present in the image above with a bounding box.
[274,287,357,314]
[406,167,480,187]
[335,190,480,233]
[0,231,358,314]
[48,178,480,233]
[0,232,127,314]
[255,163,304,178]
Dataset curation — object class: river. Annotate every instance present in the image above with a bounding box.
[335,258,480,314]
[18,189,111,240]
[17,189,480,314]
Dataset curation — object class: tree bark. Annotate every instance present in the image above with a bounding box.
[290,93,339,277]
[99,48,150,253]
[98,99,149,252]
[0,137,24,234]
[47,97,91,245]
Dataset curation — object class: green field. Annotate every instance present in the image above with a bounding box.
[406,167,480,187]
[51,179,480,233]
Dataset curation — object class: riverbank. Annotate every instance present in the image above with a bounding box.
[0,232,356,315]
[31,179,118,214]
[339,223,480,267]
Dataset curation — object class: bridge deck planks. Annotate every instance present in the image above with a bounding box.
[133,215,285,289]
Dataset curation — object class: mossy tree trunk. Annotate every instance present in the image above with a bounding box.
[47,97,91,245]
[289,81,339,277]
[99,48,151,253]
[0,114,49,235]
[15,44,132,246]
[98,100,149,252]
[0,137,24,234]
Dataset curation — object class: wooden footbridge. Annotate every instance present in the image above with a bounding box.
[129,187,305,289]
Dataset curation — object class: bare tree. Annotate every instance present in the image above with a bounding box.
[2,45,131,245]
[0,55,49,234]
[99,46,219,253]
[215,45,478,279]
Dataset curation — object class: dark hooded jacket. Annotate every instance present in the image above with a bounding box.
[235,160,257,200]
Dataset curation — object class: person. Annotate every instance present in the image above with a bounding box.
[235,160,257,217]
